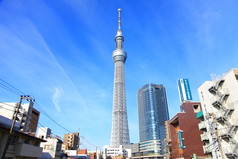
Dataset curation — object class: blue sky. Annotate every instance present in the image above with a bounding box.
[0,0,238,150]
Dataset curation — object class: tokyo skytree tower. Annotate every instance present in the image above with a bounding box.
[110,8,130,148]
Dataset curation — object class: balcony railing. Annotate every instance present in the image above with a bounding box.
[223,144,238,159]
[211,91,229,110]
[219,125,238,140]
[203,145,212,154]
[208,79,225,94]
[224,103,235,116]
[198,121,206,131]
[201,133,209,141]
[216,111,227,124]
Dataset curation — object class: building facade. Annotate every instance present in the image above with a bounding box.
[178,79,193,103]
[29,108,40,133]
[165,102,208,159]
[110,8,130,148]
[0,100,39,133]
[103,145,131,159]
[137,83,169,156]
[63,132,80,150]
[37,127,63,159]
[197,68,238,159]
[0,116,44,159]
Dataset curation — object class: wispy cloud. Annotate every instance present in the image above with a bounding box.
[52,87,62,112]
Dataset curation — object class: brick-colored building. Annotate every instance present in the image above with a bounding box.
[63,132,80,150]
[165,102,208,159]
[29,108,40,133]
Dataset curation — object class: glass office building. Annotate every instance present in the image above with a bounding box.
[137,84,169,155]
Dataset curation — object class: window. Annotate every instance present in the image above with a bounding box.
[44,145,52,150]
[180,106,184,112]
[39,135,44,139]
[193,104,201,113]
[235,74,238,81]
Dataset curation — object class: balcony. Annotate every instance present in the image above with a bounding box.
[211,89,229,109]
[198,121,206,131]
[212,95,228,110]
[208,79,225,94]
[208,86,217,95]
[216,79,225,88]
[220,125,238,141]
[224,103,235,116]
[212,100,223,109]
[203,145,212,154]
[223,144,238,159]
[201,133,209,141]
[16,143,43,158]
[216,112,227,124]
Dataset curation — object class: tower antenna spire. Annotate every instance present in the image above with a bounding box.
[118,8,121,30]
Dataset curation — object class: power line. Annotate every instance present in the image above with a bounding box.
[2,100,73,134]
[0,79,26,95]
[33,101,72,133]
[37,122,62,139]
[0,106,63,139]
[81,136,98,148]
[1,99,73,135]
[0,79,73,135]
[0,84,20,96]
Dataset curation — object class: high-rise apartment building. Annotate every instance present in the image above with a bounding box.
[110,8,130,148]
[197,68,238,159]
[137,84,169,156]
[178,79,193,103]
[63,132,80,150]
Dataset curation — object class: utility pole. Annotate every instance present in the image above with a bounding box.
[76,128,80,159]
[96,146,97,159]
[0,95,33,158]
[213,114,225,159]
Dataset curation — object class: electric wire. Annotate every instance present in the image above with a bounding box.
[33,101,73,133]
[0,79,26,95]
[0,83,20,96]
[0,79,73,134]
[0,107,62,139]
[0,79,97,147]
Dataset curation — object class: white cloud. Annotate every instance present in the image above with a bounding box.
[52,87,62,112]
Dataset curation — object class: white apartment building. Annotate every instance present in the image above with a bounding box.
[103,145,131,159]
[37,127,63,159]
[0,100,34,132]
[197,68,238,159]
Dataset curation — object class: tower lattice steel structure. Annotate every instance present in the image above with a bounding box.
[110,8,130,148]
